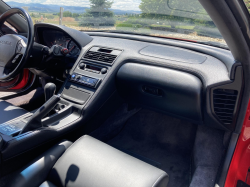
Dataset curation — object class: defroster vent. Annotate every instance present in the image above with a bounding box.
[213,89,238,125]
[83,47,122,64]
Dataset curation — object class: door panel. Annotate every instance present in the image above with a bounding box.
[0,69,35,92]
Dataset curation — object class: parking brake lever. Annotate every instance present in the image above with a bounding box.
[19,94,61,134]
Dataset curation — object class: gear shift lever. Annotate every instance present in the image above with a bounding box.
[19,83,59,134]
[44,83,56,102]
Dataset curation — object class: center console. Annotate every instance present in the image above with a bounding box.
[61,46,122,105]
[0,45,122,162]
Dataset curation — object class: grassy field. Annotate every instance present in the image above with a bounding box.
[31,13,79,27]
[30,12,196,31]
[29,12,226,45]
[42,20,79,27]
[30,12,196,30]
[151,25,195,29]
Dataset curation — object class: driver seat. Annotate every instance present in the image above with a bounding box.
[0,100,28,124]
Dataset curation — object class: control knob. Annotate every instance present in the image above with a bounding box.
[101,68,107,74]
[76,75,81,80]
[79,63,85,69]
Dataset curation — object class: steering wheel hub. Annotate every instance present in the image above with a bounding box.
[0,34,23,66]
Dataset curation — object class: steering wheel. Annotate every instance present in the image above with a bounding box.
[0,8,33,81]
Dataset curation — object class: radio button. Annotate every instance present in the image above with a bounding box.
[81,76,87,82]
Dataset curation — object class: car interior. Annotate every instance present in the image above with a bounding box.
[0,0,250,187]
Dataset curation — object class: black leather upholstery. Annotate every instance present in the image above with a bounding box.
[9,135,169,187]
[9,140,73,187]
[40,181,57,187]
[0,100,28,124]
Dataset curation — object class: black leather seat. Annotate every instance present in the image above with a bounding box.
[9,135,169,187]
[0,100,28,124]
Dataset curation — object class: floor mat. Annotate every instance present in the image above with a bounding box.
[107,109,197,187]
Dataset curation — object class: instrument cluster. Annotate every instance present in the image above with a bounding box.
[42,30,80,57]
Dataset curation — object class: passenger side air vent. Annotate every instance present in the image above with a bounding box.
[213,89,238,125]
[83,46,122,64]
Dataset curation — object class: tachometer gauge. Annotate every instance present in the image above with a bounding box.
[68,40,80,56]
[56,36,67,47]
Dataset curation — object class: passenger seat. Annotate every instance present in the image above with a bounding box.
[9,135,169,187]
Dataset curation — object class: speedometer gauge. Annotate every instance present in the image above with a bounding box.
[68,40,80,56]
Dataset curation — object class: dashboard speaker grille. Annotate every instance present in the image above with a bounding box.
[84,51,117,64]
[213,89,238,125]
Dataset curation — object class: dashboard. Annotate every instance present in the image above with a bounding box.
[41,29,81,57]
[2,23,242,171]
[33,23,241,132]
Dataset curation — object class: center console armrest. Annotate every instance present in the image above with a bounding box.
[0,100,80,160]
[20,95,61,134]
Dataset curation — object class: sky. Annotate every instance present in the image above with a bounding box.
[4,0,141,11]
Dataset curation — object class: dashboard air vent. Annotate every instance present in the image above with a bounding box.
[213,89,238,125]
[84,51,117,64]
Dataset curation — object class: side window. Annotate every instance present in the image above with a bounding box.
[243,0,250,13]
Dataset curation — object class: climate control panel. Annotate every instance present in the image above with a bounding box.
[70,73,99,88]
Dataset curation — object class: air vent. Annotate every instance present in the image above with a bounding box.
[213,89,238,125]
[84,51,117,64]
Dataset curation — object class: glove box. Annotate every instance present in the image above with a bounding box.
[116,63,203,123]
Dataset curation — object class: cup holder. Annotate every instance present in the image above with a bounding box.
[54,103,66,113]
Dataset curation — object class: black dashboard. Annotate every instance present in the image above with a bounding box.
[33,23,242,132]
[1,22,242,161]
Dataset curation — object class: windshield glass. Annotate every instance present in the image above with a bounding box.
[4,0,226,47]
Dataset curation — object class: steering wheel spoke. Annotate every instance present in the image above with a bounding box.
[0,66,4,78]
[0,66,13,78]
[16,40,26,55]
[11,53,23,64]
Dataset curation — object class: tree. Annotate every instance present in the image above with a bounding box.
[80,0,115,27]
[57,11,73,17]
[30,13,39,18]
[72,13,80,18]
[139,0,210,28]
[244,0,250,12]
[64,11,73,17]
[46,15,55,19]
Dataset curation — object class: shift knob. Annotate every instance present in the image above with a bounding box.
[44,83,56,102]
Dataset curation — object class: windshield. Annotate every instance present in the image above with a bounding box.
[4,0,226,47]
